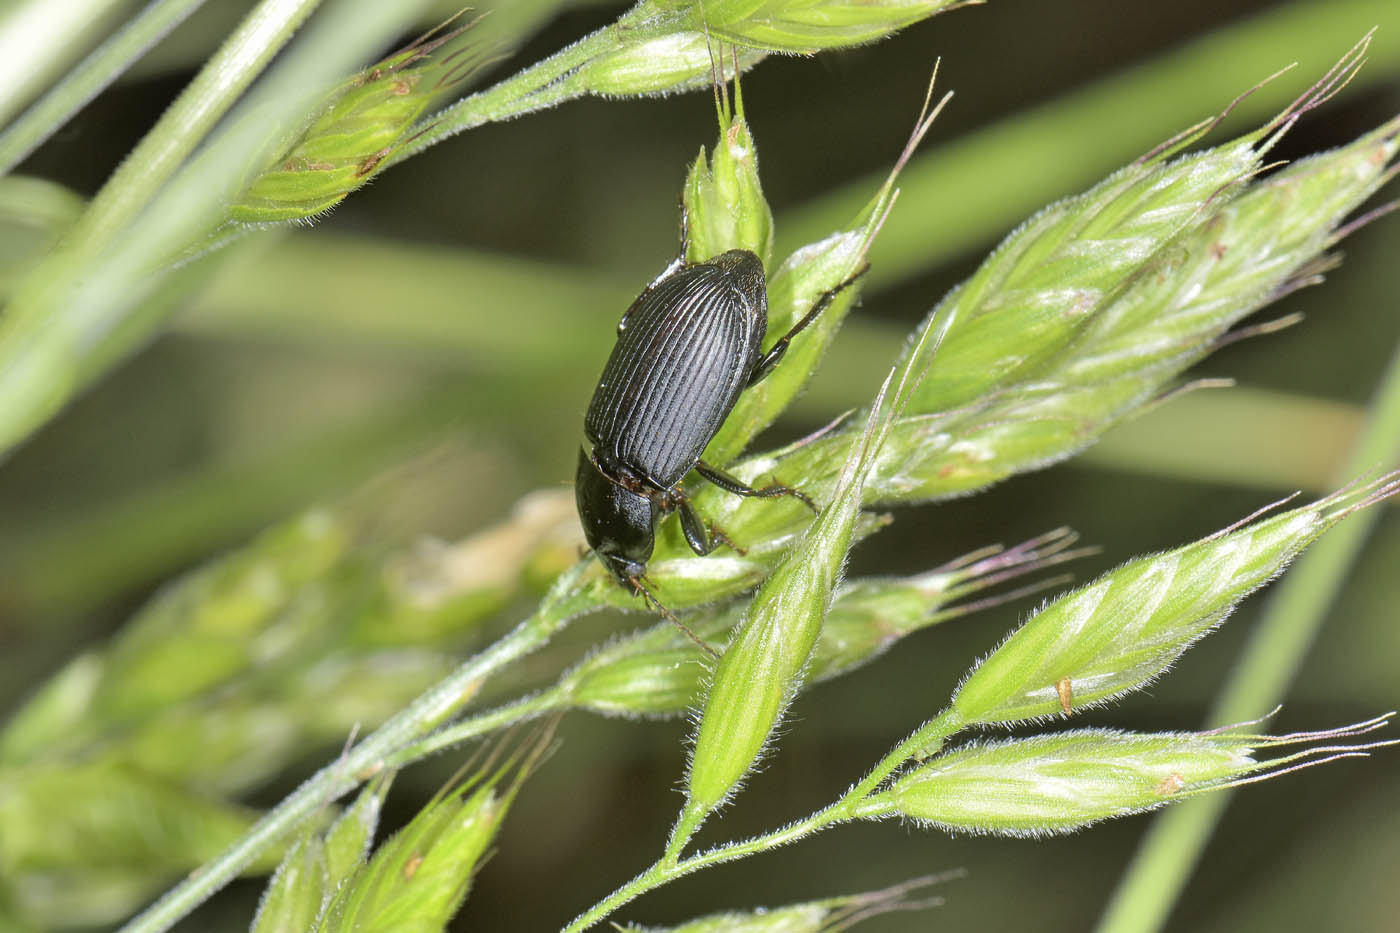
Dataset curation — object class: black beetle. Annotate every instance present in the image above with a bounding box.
[576,245,859,602]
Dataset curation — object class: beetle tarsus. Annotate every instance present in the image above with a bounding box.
[708,523,747,556]
[784,484,818,514]
[695,460,815,513]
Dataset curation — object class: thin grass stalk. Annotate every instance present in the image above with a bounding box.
[388,0,969,167]
[385,7,759,168]
[1094,332,1400,933]
[0,0,211,175]
[562,708,967,933]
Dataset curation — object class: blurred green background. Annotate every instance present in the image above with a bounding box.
[1,0,1397,930]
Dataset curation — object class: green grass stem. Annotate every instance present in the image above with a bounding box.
[0,0,436,458]
[386,688,571,767]
[385,7,668,166]
[0,0,211,175]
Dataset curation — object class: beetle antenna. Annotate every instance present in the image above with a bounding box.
[632,576,720,659]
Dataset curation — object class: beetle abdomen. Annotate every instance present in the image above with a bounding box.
[585,250,767,489]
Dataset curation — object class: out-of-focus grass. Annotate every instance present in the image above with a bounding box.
[0,385,484,627]
[0,0,134,128]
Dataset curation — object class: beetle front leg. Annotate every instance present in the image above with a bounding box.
[695,461,817,512]
[677,498,746,556]
[677,500,712,555]
[748,264,870,386]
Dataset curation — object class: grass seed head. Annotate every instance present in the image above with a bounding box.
[767,110,1400,507]
[951,478,1397,726]
[231,26,489,224]
[862,716,1394,836]
[684,81,774,266]
[696,0,976,53]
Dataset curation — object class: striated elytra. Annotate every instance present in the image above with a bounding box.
[576,247,858,600]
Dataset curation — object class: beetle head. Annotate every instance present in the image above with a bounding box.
[575,448,661,585]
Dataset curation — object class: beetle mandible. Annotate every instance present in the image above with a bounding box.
[576,241,861,602]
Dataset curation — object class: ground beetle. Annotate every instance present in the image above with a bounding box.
[576,243,860,607]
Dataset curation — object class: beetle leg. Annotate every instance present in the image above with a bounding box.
[677,499,713,555]
[695,460,818,513]
[707,521,747,556]
[676,496,748,556]
[748,264,870,386]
